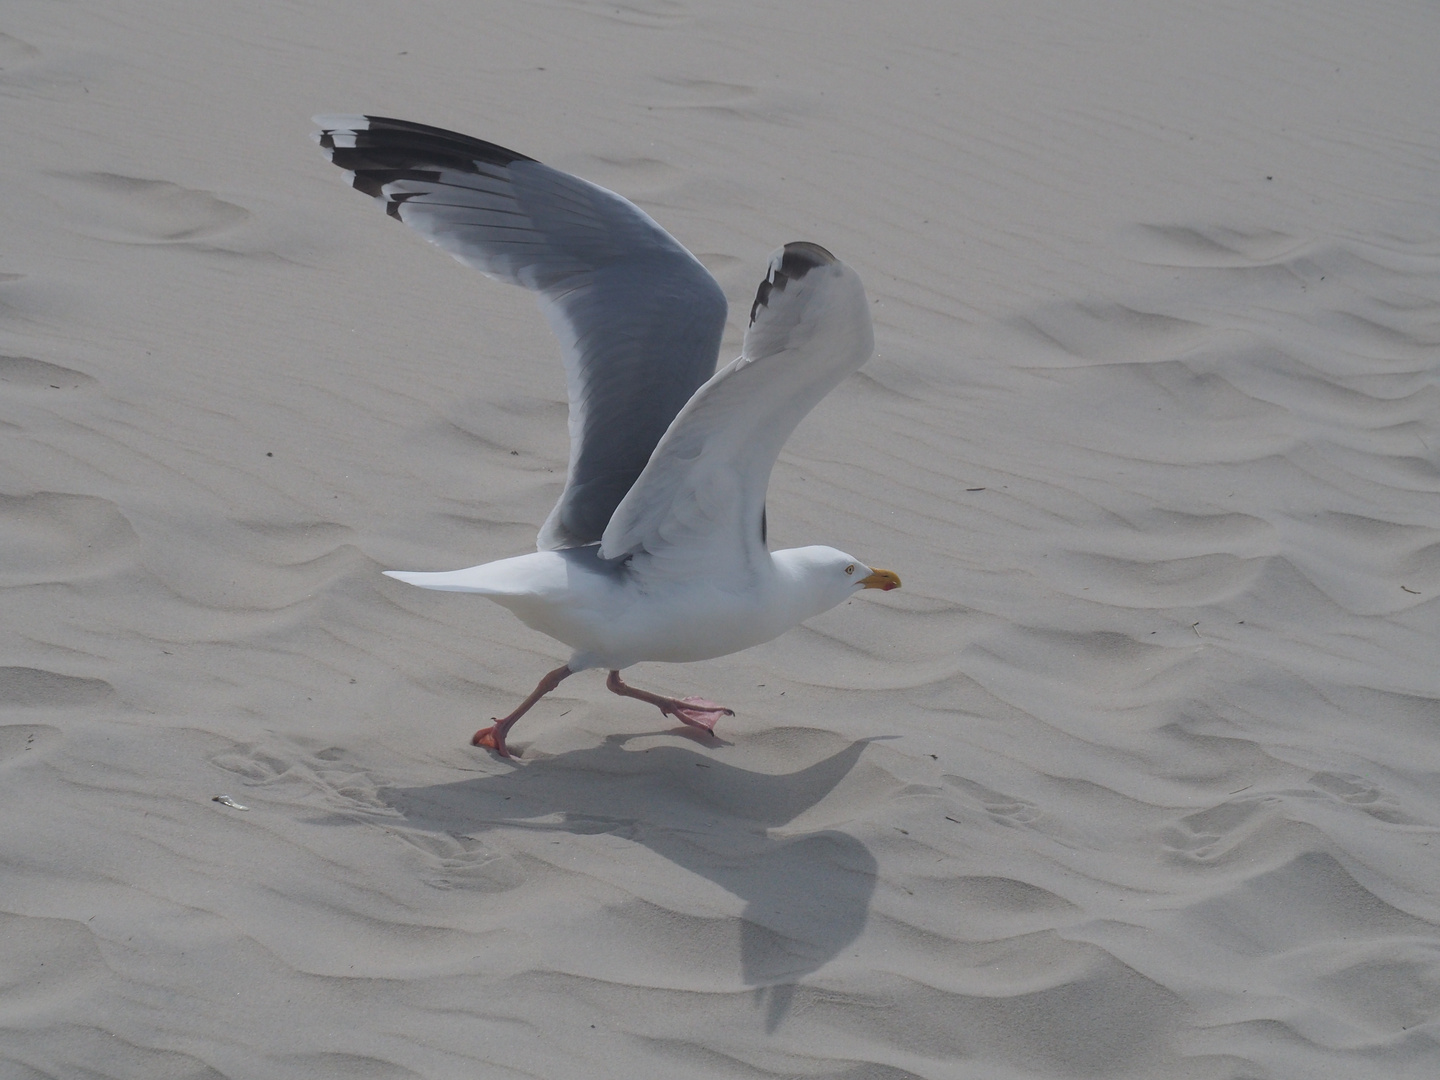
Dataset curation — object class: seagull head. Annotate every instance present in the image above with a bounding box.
[774,545,901,623]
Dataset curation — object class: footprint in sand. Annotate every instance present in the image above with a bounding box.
[406,831,528,893]
[209,739,390,812]
[1159,797,1291,863]
[1310,771,1421,825]
[209,739,528,890]
[944,775,1042,827]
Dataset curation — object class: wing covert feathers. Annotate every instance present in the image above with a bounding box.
[312,115,727,548]
[599,243,872,578]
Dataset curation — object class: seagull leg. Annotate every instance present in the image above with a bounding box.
[606,670,734,733]
[472,664,573,758]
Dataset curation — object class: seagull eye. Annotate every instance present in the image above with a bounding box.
[844,564,855,575]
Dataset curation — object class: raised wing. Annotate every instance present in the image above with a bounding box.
[313,115,728,548]
[599,243,873,581]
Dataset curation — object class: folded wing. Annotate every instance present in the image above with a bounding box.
[313,115,728,548]
[600,243,873,582]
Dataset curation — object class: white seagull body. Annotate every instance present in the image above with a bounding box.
[314,116,899,756]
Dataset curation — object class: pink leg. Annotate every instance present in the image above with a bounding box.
[472,664,573,758]
[605,670,734,733]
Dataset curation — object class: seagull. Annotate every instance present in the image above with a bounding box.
[314,116,900,757]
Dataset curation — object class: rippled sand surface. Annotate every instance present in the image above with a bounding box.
[3,2,1438,1077]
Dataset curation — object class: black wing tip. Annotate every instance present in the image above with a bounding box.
[777,241,836,275]
[749,241,838,325]
[355,115,536,165]
[312,115,537,199]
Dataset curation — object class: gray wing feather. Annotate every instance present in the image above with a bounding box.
[600,244,873,582]
[313,115,728,548]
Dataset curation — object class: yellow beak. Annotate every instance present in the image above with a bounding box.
[859,568,901,591]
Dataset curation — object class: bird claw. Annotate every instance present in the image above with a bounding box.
[471,724,514,758]
[667,697,734,733]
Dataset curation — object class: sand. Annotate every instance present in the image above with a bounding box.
[3,0,1439,1076]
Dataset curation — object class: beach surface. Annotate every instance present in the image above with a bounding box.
[3,1,1439,1076]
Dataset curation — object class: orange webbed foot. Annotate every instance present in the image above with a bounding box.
[666,698,734,733]
[471,723,514,758]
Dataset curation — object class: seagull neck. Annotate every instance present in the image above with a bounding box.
[769,546,847,624]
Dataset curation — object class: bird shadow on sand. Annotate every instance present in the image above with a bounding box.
[373,730,881,1031]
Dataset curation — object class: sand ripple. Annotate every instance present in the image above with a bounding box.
[3,1,1439,1076]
